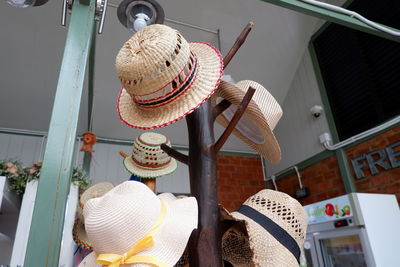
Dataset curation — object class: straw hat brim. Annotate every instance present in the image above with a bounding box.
[211,80,281,163]
[73,218,93,250]
[118,42,223,130]
[220,208,299,267]
[80,182,114,209]
[78,193,198,267]
[123,157,178,178]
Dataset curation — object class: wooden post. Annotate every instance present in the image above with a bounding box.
[161,22,255,267]
[186,100,221,267]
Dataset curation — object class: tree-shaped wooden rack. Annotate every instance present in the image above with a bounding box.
[162,22,255,267]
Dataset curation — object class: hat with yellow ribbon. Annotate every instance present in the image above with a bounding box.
[78,181,198,267]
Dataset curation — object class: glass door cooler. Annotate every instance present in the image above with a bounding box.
[302,193,400,267]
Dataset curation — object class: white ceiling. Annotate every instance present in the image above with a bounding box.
[0,0,320,152]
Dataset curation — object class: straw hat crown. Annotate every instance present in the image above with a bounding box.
[212,80,282,162]
[236,80,282,131]
[84,182,161,255]
[123,132,177,178]
[132,132,171,167]
[222,189,308,266]
[79,181,198,267]
[116,24,190,97]
[116,24,223,130]
[238,189,307,248]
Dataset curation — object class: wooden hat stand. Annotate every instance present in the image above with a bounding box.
[161,22,256,267]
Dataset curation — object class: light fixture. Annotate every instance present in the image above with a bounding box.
[117,0,165,32]
[5,0,48,8]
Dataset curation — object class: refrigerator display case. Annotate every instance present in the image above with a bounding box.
[303,193,400,267]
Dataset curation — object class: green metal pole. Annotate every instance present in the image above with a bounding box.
[336,148,356,193]
[24,0,95,266]
[260,0,400,42]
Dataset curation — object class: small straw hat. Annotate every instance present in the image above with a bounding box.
[116,24,223,129]
[221,189,308,267]
[73,182,115,250]
[78,181,198,267]
[211,80,282,163]
[123,132,177,178]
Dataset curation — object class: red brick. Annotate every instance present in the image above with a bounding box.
[318,181,332,192]
[371,175,392,187]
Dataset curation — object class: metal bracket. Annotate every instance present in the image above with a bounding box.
[61,0,108,34]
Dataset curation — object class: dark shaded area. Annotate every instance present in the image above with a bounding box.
[313,0,400,140]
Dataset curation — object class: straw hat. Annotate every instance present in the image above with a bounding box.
[211,80,282,163]
[80,182,115,209]
[73,183,115,250]
[221,189,308,267]
[116,24,223,129]
[123,132,177,178]
[78,181,198,267]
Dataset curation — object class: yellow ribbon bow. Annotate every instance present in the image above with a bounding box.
[96,201,169,267]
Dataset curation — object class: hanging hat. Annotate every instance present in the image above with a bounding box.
[116,24,223,129]
[211,80,282,163]
[78,181,198,267]
[220,189,307,267]
[123,132,177,178]
[79,182,115,209]
[73,182,115,250]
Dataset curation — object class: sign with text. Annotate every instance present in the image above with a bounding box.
[304,195,352,224]
[351,140,400,179]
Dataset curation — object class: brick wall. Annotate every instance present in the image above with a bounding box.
[269,156,346,206]
[216,155,265,211]
[273,126,400,205]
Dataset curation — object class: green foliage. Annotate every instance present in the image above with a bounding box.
[0,160,90,195]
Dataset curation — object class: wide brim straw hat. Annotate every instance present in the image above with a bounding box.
[73,218,93,250]
[74,182,115,250]
[117,24,223,130]
[78,181,198,267]
[211,80,282,163]
[123,132,177,178]
[220,189,308,267]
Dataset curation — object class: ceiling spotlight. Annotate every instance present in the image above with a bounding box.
[117,0,165,32]
[5,0,48,8]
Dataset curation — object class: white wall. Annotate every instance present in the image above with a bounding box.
[0,133,190,194]
[265,49,330,176]
[0,133,45,167]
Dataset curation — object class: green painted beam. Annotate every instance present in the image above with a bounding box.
[336,148,356,193]
[260,0,400,42]
[24,1,95,266]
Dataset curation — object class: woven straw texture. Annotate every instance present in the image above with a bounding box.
[117,24,223,129]
[78,181,198,267]
[211,80,282,163]
[123,132,177,178]
[73,218,93,250]
[80,182,114,209]
[222,189,307,267]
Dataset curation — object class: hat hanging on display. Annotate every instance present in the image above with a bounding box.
[123,132,177,178]
[220,189,308,267]
[211,80,282,163]
[79,182,115,209]
[73,218,93,250]
[73,182,115,250]
[116,24,223,129]
[78,181,198,267]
